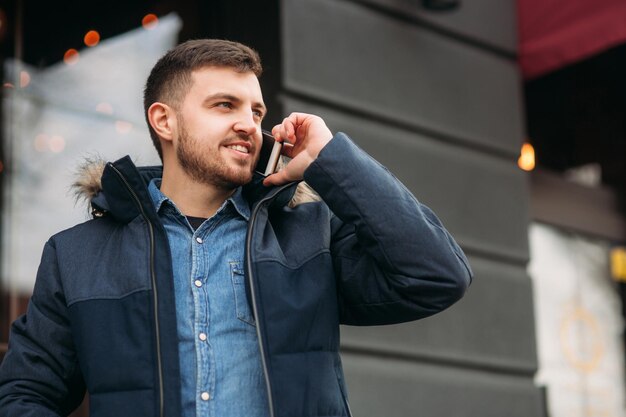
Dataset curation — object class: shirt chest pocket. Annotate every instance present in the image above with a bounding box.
[230,261,256,326]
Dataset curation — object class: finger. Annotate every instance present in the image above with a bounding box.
[285,112,316,131]
[284,112,309,126]
[280,118,296,142]
[272,123,287,143]
[286,119,296,141]
[271,125,287,143]
[263,169,291,187]
[281,142,296,158]
[275,112,317,143]
[271,125,281,141]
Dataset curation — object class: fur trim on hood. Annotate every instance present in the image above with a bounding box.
[72,156,320,210]
[72,156,107,205]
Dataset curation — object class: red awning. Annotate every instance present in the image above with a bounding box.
[518,0,626,79]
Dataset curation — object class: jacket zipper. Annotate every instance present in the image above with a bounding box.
[247,182,354,417]
[246,183,293,417]
[109,164,164,417]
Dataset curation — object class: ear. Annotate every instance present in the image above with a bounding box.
[148,102,176,142]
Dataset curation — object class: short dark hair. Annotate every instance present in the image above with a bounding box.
[143,39,263,159]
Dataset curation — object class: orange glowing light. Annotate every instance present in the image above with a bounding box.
[20,71,31,87]
[84,30,100,47]
[0,9,7,42]
[518,143,536,171]
[142,14,159,30]
[64,48,80,65]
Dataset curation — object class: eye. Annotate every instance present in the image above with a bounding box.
[253,106,267,120]
[216,102,233,109]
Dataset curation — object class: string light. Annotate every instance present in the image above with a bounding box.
[518,142,536,171]
[142,14,159,30]
[84,30,100,47]
[64,49,80,65]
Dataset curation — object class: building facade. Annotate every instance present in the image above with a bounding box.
[0,1,551,416]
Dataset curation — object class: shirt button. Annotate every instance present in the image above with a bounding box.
[201,392,210,401]
[195,237,203,244]
[199,333,207,341]
[194,280,202,288]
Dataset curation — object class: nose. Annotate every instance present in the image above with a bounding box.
[233,111,258,137]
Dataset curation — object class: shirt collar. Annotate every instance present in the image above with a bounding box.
[148,178,250,221]
[148,178,169,213]
[228,187,251,221]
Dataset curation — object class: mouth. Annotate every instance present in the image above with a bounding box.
[225,144,250,154]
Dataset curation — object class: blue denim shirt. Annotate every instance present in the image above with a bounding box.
[148,179,269,417]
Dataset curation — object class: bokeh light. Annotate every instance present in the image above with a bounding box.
[20,71,31,88]
[84,30,100,47]
[518,143,536,171]
[64,48,80,65]
[0,9,7,42]
[115,120,133,134]
[96,102,114,114]
[34,134,49,152]
[142,14,159,30]
[34,133,66,153]
[49,135,66,153]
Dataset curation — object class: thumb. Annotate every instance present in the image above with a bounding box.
[262,169,293,187]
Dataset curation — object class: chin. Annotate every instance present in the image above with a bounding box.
[221,168,255,188]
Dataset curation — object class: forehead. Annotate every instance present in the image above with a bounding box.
[185,66,263,102]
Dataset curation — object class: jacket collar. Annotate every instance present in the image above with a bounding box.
[94,155,298,224]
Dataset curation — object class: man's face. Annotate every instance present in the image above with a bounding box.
[173,66,266,189]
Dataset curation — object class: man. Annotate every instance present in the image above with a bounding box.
[0,39,472,417]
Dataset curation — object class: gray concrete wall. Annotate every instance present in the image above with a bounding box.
[279,0,542,415]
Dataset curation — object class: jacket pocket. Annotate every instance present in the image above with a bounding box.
[230,261,256,326]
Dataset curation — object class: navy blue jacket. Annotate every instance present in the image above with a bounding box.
[0,133,472,417]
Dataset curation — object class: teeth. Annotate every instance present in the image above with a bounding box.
[226,145,249,154]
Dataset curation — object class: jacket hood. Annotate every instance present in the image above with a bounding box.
[72,156,320,218]
[72,156,107,205]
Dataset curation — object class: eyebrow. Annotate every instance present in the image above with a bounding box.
[203,93,267,115]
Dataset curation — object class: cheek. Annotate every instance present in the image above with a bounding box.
[252,137,263,156]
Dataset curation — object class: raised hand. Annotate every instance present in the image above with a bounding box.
[263,112,333,186]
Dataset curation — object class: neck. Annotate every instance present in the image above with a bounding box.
[159,165,235,218]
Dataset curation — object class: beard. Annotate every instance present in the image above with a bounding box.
[176,118,257,190]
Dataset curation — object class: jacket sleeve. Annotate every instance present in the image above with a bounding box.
[0,239,86,417]
[303,133,473,325]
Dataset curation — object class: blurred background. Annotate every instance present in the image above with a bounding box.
[0,0,625,416]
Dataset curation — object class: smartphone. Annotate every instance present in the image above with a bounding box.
[256,130,283,176]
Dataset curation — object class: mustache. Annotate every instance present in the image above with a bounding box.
[222,133,258,149]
